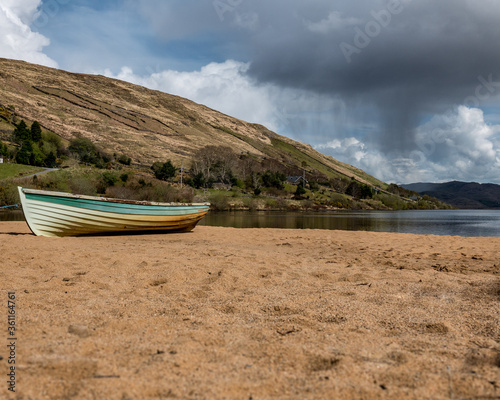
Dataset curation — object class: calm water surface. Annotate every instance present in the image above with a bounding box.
[3,209,500,237]
[0,210,24,222]
[199,210,500,237]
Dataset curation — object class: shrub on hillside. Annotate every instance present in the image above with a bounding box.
[260,170,286,190]
[209,193,229,211]
[294,184,306,199]
[28,143,46,167]
[68,137,108,167]
[345,180,373,199]
[329,192,350,208]
[105,186,137,200]
[151,161,176,181]
[134,182,193,203]
[375,194,413,210]
[69,177,98,196]
[97,172,119,194]
[0,184,19,207]
[44,151,57,168]
[120,173,129,183]
[244,197,259,211]
[117,154,132,165]
[0,141,9,157]
[42,131,63,154]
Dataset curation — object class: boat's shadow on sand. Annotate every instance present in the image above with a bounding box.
[2,230,196,237]
[78,230,197,237]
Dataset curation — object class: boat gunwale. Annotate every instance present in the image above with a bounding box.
[20,187,210,208]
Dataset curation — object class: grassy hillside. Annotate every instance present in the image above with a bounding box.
[0,58,384,187]
[0,58,454,211]
[0,164,45,180]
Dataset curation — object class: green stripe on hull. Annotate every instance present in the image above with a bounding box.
[24,193,209,216]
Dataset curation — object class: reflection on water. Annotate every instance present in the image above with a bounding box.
[200,210,500,237]
[0,210,24,222]
[3,209,500,237]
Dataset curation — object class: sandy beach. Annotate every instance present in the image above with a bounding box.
[0,222,499,399]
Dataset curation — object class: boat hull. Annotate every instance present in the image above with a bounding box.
[18,187,210,237]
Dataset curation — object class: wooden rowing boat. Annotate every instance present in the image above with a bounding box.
[18,187,210,237]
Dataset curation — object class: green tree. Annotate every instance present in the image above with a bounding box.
[186,172,206,189]
[260,170,286,190]
[42,131,63,155]
[13,120,30,143]
[44,151,57,168]
[295,183,306,198]
[151,161,176,181]
[16,141,32,165]
[97,172,119,194]
[31,121,42,142]
[360,184,374,199]
[29,143,45,166]
[0,141,8,157]
[346,181,373,199]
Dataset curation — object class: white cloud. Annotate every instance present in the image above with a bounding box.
[316,137,395,182]
[317,137,365,160]
[412,106,500,182]
[0,0,57,67]
[108,60,278,129]
[105,59,344,142]
[316,139,436,184]
[314,106,500,184]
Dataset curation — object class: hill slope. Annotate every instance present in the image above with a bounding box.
[0,58,385,188]
[403,181,500,209]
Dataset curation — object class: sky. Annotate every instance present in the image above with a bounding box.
[2,0,500,184]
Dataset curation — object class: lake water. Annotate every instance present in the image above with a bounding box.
[3,209,500,237]
[0,210,25,222]
[199,210,500,237]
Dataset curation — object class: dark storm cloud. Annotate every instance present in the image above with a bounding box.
[28,0,498,183]
[136,0,500,153]
[132,0,500,157]
[240,0,500,152]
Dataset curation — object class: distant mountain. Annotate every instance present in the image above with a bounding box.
[402,181,500,209]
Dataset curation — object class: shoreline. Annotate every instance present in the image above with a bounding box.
[5,208,500,238]
[0,222,499,399]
